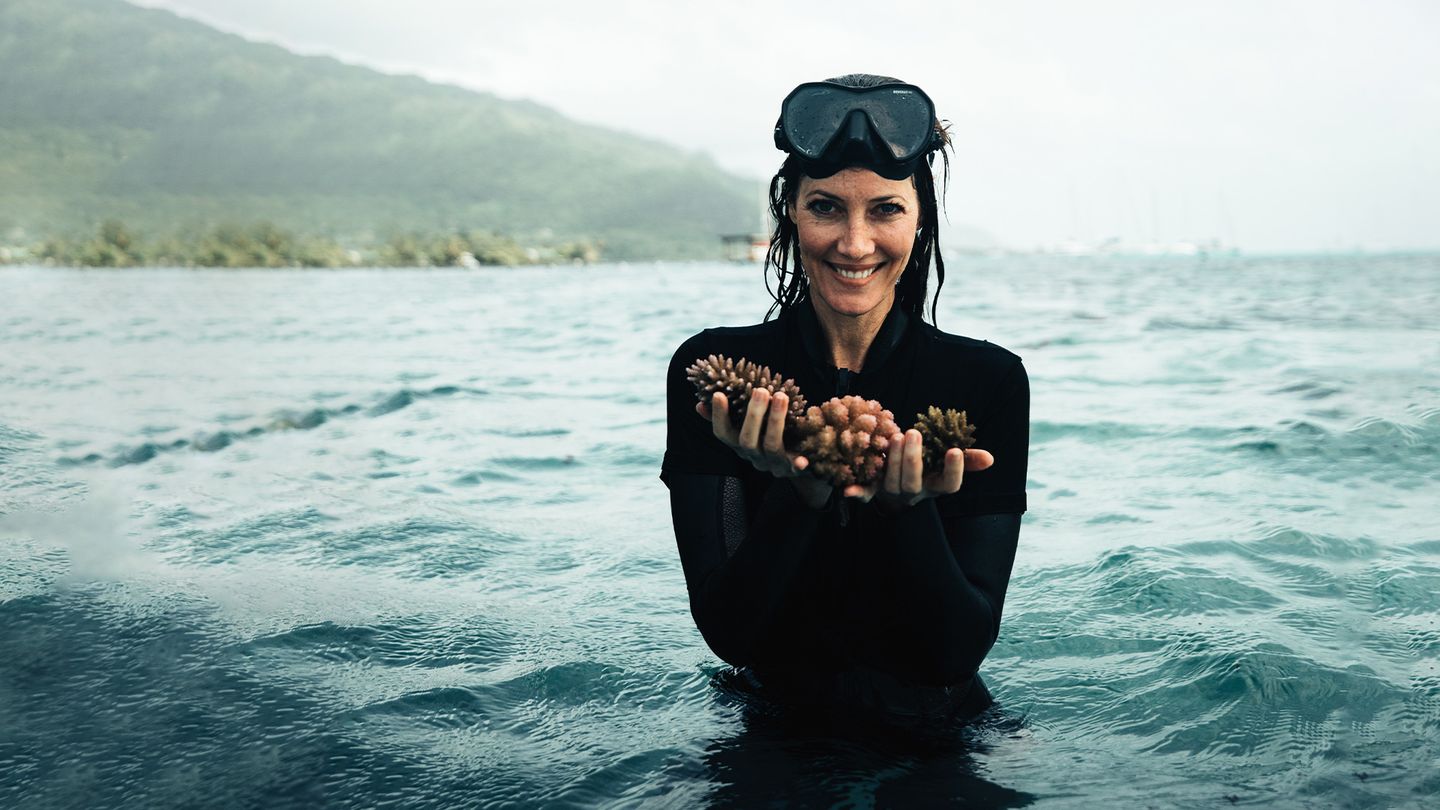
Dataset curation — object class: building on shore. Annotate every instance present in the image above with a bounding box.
[720,233,768,263]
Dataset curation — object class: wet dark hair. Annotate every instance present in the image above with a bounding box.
[764,73,952,324]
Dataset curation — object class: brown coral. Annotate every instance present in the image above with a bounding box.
[685,354,807,427]
[687,354,937,488]
[792,396,899,487]
[913,406,977,472]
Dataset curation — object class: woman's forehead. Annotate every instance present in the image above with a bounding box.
[797,167,917,199]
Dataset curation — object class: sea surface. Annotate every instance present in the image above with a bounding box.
[1,255,1437,808]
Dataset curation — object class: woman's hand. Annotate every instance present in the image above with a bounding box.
[841,429,995,512]
[696,390,834,509]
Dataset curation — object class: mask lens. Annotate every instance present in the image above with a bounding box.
[782,85,853,158]
[853,89,932,159]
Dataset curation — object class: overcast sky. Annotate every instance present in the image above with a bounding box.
[130,0,1439,252]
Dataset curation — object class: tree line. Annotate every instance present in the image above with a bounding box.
[6,220,602,268]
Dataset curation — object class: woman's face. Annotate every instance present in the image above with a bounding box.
[790,167,920,322]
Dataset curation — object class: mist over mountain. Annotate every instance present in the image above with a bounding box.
[0,0,761,258]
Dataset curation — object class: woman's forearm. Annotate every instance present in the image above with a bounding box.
[854,503,1019,685]
[669,476,827,666]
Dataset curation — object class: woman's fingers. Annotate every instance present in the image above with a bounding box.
[843,481,878,502]
[707,389,806,478]
[882,433,904,495]
[900,430,925,493]
[939,448,965,492]
[708,392,737,444]
[709,392,995,492]
[737,388,770,452]
[963,448,995,472]
[762,393,788,455]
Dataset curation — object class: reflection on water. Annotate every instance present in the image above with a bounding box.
[702,670,1035,807]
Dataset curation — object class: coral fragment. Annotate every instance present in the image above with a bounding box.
[685,354,808,427]
[913,406,977,472]
[793,396,898,487]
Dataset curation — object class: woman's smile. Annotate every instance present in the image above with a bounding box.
[828,261,883,281]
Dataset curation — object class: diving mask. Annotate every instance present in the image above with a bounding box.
[773,81,942,180]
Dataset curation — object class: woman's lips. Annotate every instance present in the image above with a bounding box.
[828,262,881,281]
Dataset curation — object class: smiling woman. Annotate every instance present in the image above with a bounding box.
[661,74,1031,722]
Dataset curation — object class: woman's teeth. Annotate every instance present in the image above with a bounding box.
[833,265,878,280]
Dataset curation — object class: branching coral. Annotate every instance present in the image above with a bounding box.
[686,355,975,489]
[913,406,977,471]
[685,354,807,426]
[792,396,899,487]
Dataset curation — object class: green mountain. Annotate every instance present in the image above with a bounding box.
[0,0,760,259]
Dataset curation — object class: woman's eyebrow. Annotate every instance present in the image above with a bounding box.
[804,190,905,204]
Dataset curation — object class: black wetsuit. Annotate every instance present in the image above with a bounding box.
[662,299,1030,719]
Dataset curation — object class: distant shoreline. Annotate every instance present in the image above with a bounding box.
[0,220,601,269]
[6,249,1438,271]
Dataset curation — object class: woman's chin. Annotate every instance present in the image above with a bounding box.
[813,293,890,320]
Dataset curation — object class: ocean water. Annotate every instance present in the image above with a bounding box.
[1,255,1437,808]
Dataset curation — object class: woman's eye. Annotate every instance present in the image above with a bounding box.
[805,199,837,215]
[876,203,905,216]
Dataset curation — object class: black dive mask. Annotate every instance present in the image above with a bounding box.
[773,81,942,180]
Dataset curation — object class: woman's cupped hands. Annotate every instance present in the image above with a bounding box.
[697,389,833,509]
[697,390,994,513]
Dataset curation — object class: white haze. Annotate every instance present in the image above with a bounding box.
[128,0,1439,253]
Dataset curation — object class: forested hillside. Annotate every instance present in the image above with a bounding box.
[0,0,759,259]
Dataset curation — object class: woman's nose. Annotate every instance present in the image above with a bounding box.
[836,214,875,258]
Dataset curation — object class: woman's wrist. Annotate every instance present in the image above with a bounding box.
[873,493,911,516]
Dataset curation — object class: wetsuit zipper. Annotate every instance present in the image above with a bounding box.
[835,368,854,526]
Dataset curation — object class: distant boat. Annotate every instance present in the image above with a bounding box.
[719,182,773,263]
[721,233,768,263]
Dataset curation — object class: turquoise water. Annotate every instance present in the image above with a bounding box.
[1,256,1437,808]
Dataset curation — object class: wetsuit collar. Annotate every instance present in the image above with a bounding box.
[795,296,910,376]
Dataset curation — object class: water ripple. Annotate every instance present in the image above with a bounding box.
[55,384,483,468]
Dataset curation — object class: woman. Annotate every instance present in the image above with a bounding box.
[662,74,1029,720]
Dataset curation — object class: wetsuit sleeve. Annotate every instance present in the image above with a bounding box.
[661,333,746,480]
[849,356,1029,685]
[937,358,1030,517]
[661,334,828,667]
[848,504,1022,685]
[665,473,826,667]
